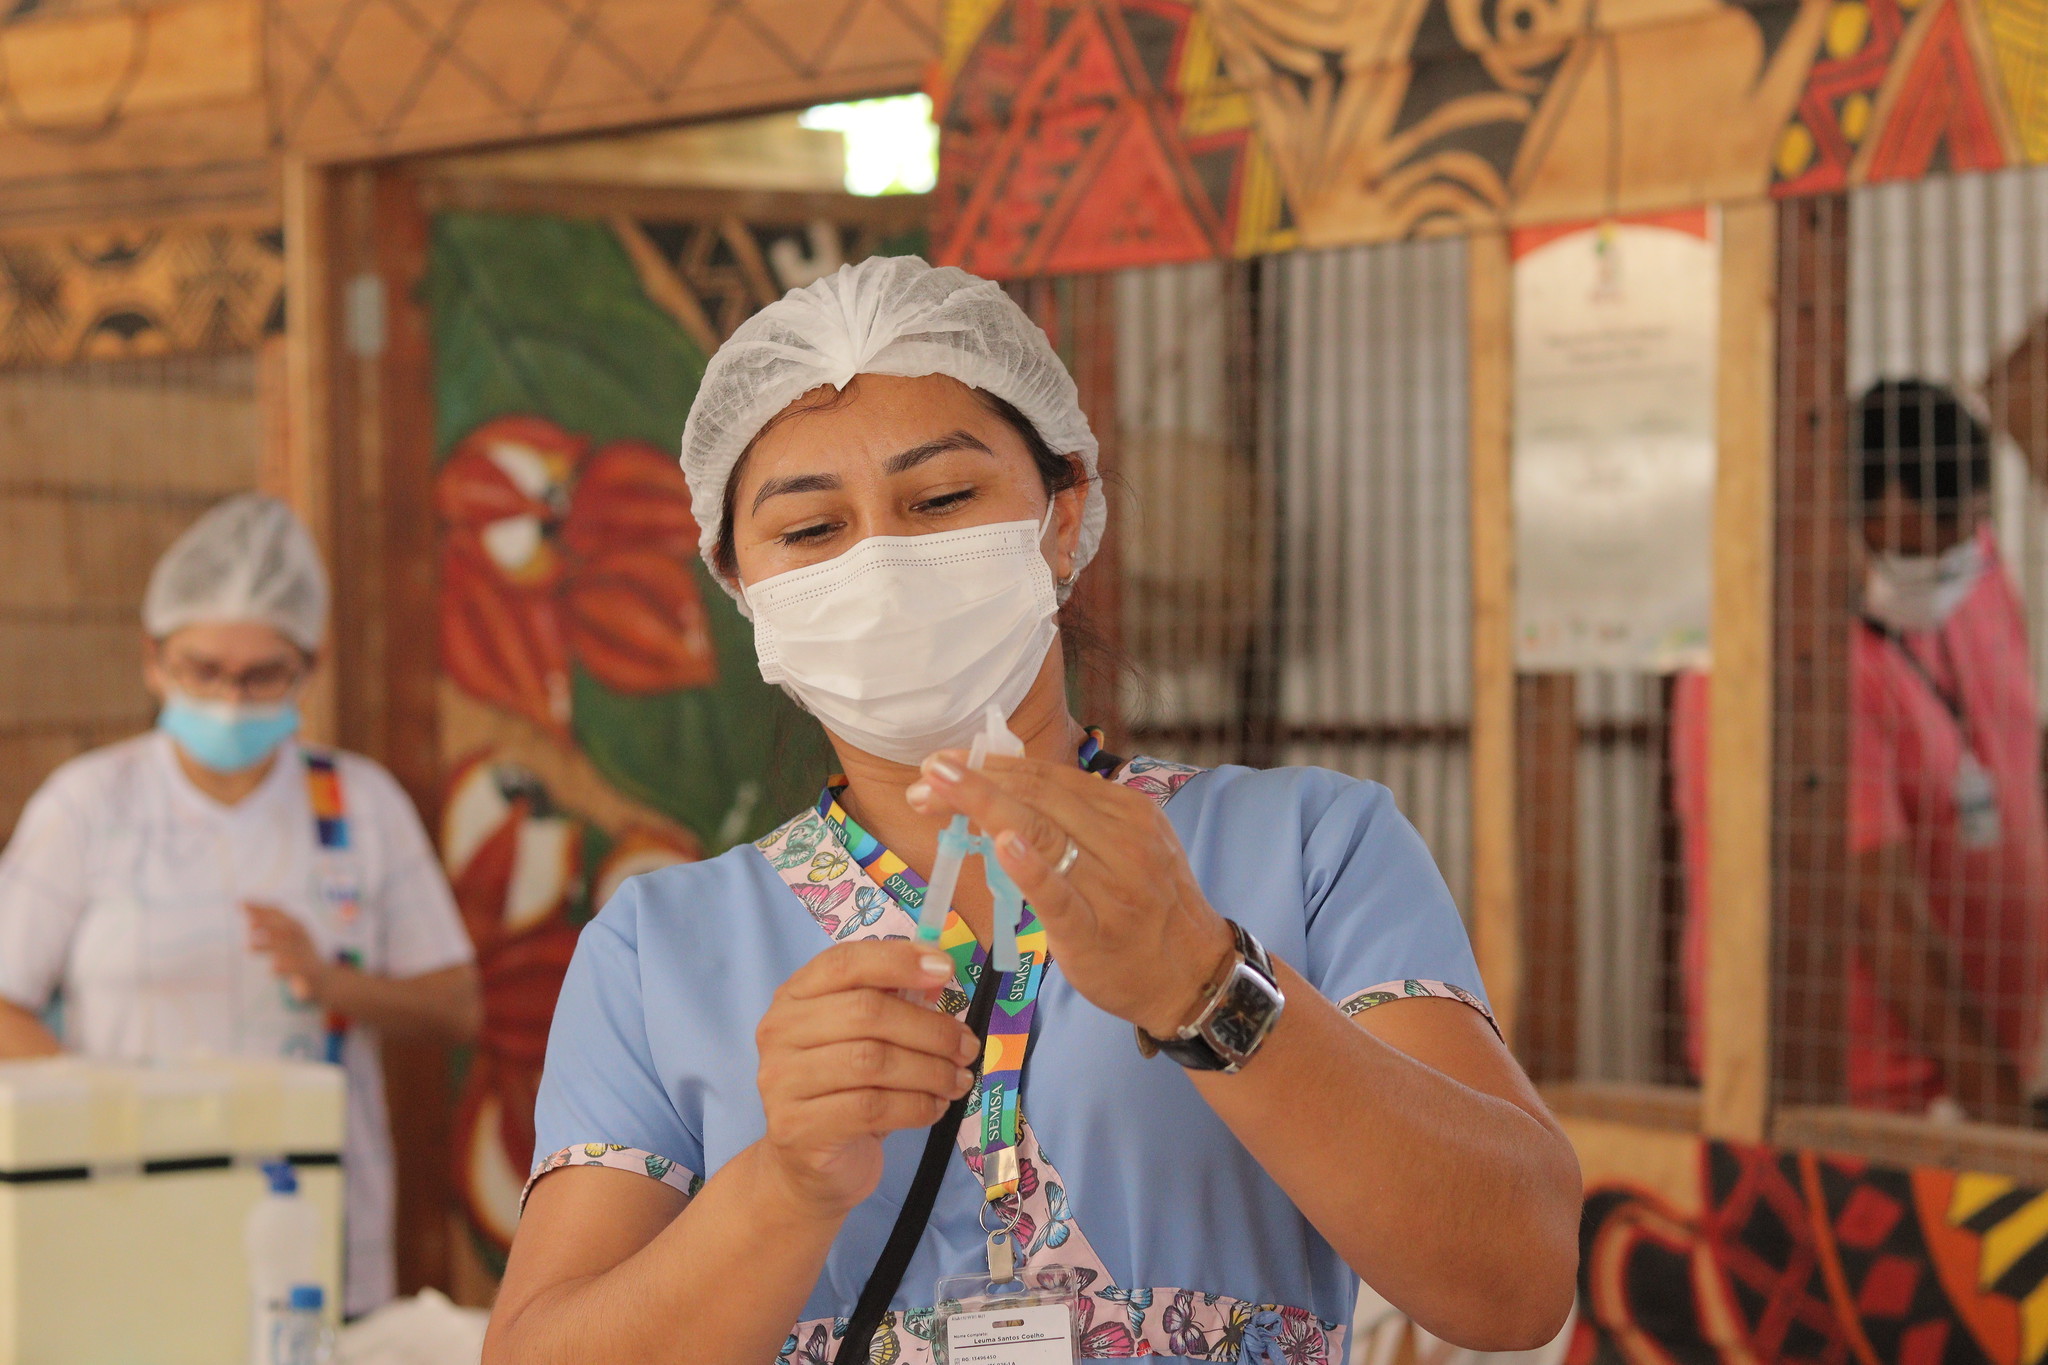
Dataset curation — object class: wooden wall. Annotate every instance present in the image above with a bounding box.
[0,221,284,836]
[0,356,261,833]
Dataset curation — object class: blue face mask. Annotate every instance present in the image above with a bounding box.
[157,695,301,773]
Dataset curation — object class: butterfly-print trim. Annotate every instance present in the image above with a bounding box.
[1338,979,1499,1038]
[785,1286,1345,1363]
[522,1144,703,1208]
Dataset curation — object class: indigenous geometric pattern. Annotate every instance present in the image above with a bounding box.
[1576,1140,2048,1365]
[932,0,1287,274]
[930,0,2048,274]
[1772,0,2014,195]
[0,225,283,369]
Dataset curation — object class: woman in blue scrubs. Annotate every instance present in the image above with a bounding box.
[485,258,1580,1365]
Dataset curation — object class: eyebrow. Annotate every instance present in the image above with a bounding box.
[749,430,994,514]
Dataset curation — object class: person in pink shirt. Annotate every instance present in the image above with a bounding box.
[1677,379,2048,1123]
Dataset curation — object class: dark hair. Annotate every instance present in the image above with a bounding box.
[1856,378,1993,511]
[710,382,1085,581]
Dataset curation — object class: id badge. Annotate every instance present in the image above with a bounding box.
[933,1265,1080,1365]
[1955,751,2002,850]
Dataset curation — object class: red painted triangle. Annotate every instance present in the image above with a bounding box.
[1034,101,1218,273]
[1865,0,2007,181]
[1020,1,1141,123]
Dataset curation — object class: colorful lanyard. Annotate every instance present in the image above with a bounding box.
[304,751,363,1064]
[815,731,1117,1202]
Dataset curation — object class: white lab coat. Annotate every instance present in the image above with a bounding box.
[0,733,473,1316]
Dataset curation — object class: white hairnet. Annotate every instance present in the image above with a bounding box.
[680,255,1104,609]
[143,493,330,651]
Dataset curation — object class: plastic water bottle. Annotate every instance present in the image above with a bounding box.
[245,1161,321,1365]
[270,1285,335,1365]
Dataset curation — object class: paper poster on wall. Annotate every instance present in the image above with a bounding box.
[1513,210,1718,672]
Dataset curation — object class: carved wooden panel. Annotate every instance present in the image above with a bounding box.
[0,223,283,368]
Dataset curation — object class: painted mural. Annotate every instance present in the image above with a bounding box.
[426,209,871,1267]
[930,0,2048,273]
[1577,1140,2048,1365]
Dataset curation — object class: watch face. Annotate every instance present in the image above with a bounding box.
[1205,964,1284,1063]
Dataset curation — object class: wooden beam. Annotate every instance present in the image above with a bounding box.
[283,155,339,747]
[1702,198,1777,1143]
[1769,195,1853,1112]
[414,176,928,234]
[0,0,259,127]
[1557,1115,1705,1214]
[1774,1106,2048,1186]
[611,216,722,355]
[1540,1081,1703,1133]
[311,163,459,1297]
[1517,673,1577,1080]
[1064,274,1125,753]
[371,166,458,1299]
[1468,229,1522,1051]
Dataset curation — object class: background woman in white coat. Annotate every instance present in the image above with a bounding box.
[0,494,482,1317]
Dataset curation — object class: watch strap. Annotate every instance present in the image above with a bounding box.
[1136,921,1283,1072]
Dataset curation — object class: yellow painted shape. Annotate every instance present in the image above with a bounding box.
[1775,122,1817,178]
[1983,0,2048,161]
[2021,1278,2048,1365]
[1177,14,1256,137]
[942,0,1009,79]
[1826,1,1872,57]
[1978,1189,2048,1287]
[1951,1171,2020,1225]
[1233,140,1298,257]
[1841,91,1873,142]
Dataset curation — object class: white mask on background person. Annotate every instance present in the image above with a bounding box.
[1864,536,1985,634]
[744,507,1059,764]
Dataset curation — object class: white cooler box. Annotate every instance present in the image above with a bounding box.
[0,1057,345,1365]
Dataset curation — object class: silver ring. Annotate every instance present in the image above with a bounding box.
[1053,838,1081,877]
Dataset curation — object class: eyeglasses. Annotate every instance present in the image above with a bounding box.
[159,652,307,703]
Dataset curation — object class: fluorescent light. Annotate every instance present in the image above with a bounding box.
[799,94,938,197]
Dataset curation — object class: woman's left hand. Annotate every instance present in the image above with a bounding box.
[907,753,1235,1037]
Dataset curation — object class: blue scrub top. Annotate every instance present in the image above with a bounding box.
[529,762,1490,1363]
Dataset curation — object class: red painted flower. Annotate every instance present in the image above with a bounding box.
[440,753,699,1253]
[437,418,719,728]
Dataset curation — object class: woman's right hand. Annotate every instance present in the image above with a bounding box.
[753,940,981,1215]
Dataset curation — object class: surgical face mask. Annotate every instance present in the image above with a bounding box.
[157,694,301,773]
[1864,536,1985,634]
[743,509,1059,765]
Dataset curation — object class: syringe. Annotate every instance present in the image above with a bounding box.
[916,705,1027,972]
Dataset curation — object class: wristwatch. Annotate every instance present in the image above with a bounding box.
[1135,920,1285,1073]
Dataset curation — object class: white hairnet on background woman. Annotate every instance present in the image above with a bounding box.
[143,492,330,650]
[492,255,1580,1365]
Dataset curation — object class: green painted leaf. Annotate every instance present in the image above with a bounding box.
[426,211,706,457]
[568,563,831,850]
[428,210,827,850]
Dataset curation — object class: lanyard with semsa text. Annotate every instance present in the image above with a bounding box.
[814,730,1117,1202]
